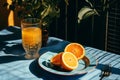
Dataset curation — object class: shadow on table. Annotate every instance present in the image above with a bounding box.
[0,42,6,51]
[96,63,120,75]
[0,43,26,64]
[0,26,21,51]
[29,59,85,80]
[0,26,21,42]
[39,40,70,54]
[2,44,24,55]
[0,55,26,64]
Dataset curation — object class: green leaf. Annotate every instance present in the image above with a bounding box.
[78,7,99,23]
[82,9,98,19]
[85,0,93,7]
[33,0,41,10]
[65,0,69,5]
[41,5,51,19]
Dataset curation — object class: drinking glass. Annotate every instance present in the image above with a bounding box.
[21,18,42,59]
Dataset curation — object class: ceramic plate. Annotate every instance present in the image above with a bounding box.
[38,51,97,76]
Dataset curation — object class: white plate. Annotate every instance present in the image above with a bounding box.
[38,51,97,76]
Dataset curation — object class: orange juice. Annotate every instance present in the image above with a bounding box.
[22,27,42,57]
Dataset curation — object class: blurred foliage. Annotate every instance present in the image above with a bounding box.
[4,0,111,27]
[3,0,68,28]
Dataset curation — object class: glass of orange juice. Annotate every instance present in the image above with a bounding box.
[21,18,42,59]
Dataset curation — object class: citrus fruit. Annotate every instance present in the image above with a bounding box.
[61,52,78,71]
[50,52,78,71]
[64,43,85,60]
[50,52,63,66]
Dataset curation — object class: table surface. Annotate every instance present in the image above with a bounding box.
[0,27,120,80]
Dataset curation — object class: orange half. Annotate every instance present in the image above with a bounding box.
[64,43,85,60]
[61,52,78,71]
[50,52,63,66]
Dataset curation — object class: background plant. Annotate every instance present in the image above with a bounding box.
[3,0,68,28]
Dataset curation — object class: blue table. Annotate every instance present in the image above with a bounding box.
[0,27,120,80]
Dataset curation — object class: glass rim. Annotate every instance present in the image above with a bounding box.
[21,18,41,25]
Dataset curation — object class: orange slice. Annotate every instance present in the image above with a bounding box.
[61,52,78,71]
[64,43,85,60]
[50,52,63,66]
[50,52,78,71]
